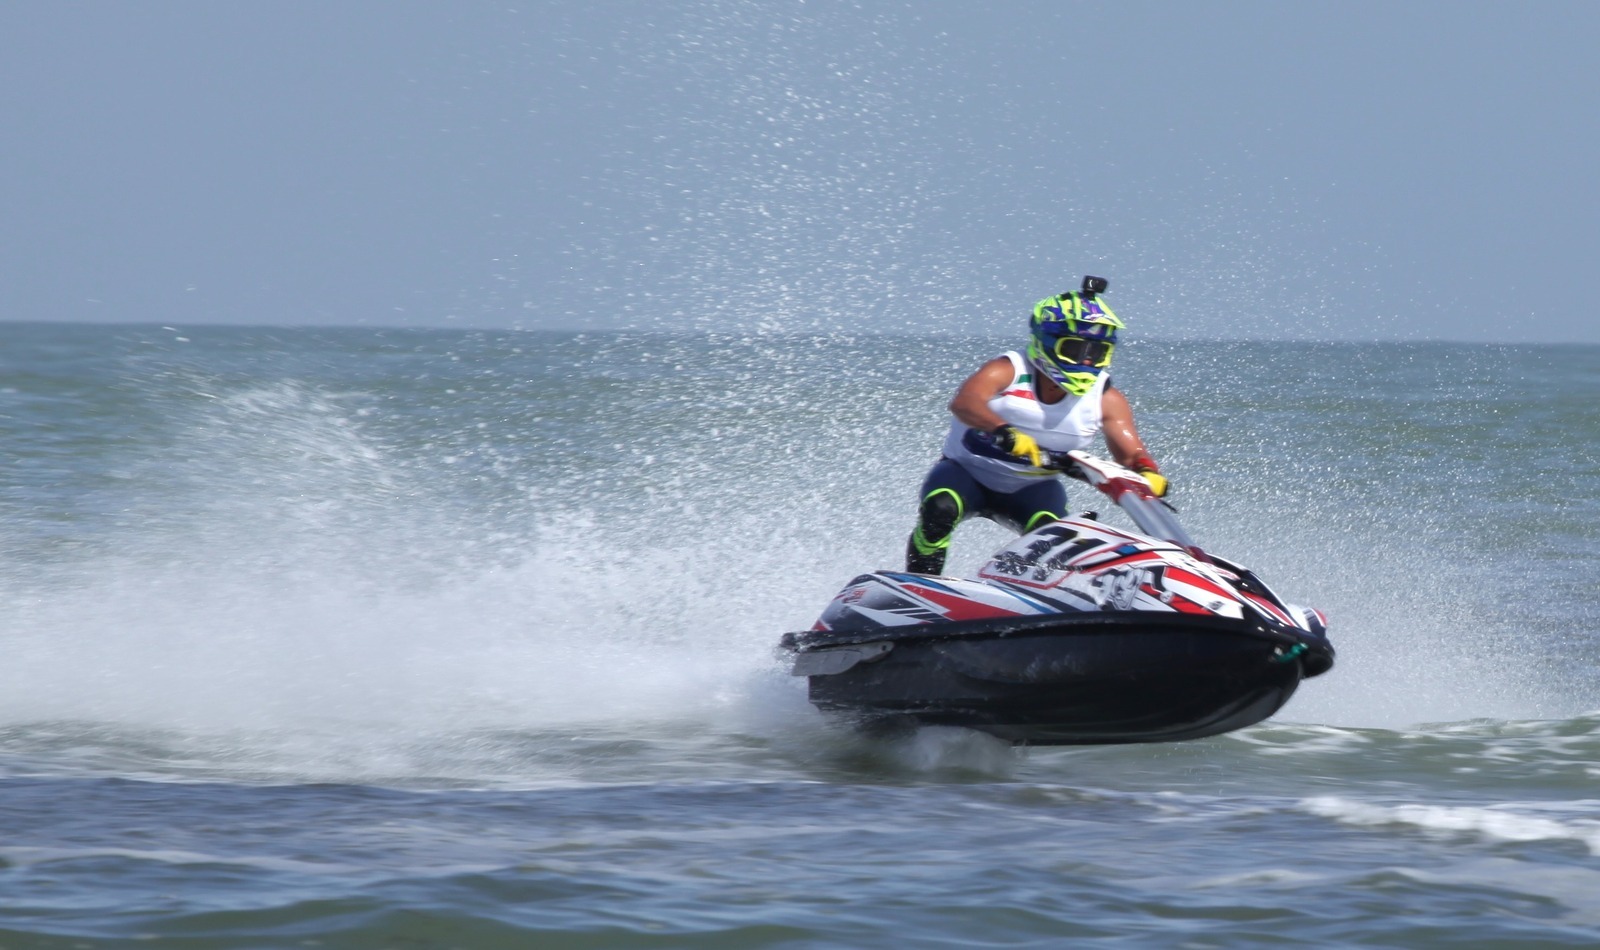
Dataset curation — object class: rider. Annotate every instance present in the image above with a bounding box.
[905,276,1168,575]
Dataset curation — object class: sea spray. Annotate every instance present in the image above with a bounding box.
[2,327,1597,786]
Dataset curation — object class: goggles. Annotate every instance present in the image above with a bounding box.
[1052,336,1114,368]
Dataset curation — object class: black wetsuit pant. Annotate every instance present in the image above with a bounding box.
[905,457,1068,575]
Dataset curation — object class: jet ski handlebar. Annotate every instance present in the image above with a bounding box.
[1050,451,1204,557]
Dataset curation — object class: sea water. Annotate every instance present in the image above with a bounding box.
[1,323,1598,947]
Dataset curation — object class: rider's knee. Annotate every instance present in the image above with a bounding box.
[917,488,964,539]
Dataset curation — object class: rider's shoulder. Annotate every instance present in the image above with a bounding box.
[974,354,1020,375]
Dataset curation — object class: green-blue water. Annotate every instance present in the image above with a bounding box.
[2,324,1598,947]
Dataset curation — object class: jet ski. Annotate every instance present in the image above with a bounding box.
[779,451,1334,745]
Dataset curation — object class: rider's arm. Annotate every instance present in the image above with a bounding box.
[1101,386,1158,470]
[947,358,1018,432]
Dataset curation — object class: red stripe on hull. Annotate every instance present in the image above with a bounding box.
[1165,568,1233,602]
[903,584,1027,622]
[1246,594,1295,626]
[1077,551,1165,572]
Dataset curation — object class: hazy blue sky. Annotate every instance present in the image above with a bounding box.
[3,1,1596,341]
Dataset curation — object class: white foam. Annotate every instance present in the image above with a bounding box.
[887,726,1019,776]
[0,381,832,769]
[1302,796,1600,854]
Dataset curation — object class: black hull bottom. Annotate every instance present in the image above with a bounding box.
[789,615,1325,745]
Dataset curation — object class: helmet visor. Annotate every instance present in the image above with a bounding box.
[1052,336,1114,368]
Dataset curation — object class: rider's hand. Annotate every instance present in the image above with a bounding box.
[1129,454,1168,497]
[991,425,1043,467]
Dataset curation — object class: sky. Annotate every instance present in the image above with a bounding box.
[2,1,1597,342]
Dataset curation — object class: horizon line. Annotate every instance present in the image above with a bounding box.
[0,318,1594,347]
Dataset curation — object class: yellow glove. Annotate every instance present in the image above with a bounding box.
[1129,453,1168,497]
[991,425,1044,467]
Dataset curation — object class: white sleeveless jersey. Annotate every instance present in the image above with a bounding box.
[941,351,1108,493]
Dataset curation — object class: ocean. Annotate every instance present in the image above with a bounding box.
[1,322,1597,947]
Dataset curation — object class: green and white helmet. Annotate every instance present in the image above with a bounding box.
[1027,281,1124,396]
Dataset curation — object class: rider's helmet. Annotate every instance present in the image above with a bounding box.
[1027,277,1124,397]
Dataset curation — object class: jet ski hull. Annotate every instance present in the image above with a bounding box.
[782,612,1329,745]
